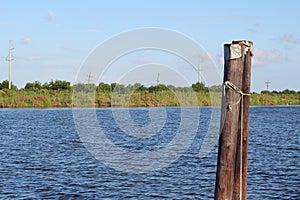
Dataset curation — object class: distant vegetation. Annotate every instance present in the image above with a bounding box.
[0,80,299,108]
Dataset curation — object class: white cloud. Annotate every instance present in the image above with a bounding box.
[253,49,286,67]
[47,11,55,22]
[280,33,300,44]
[21,37,31,44]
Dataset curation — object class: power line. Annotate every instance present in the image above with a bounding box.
[6,40,14,89]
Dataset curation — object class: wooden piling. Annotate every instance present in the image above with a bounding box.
[215,40,253,200]
[241,47,252,200]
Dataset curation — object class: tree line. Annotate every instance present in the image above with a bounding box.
[0,80,221,93]
[0,80,71,91]
[0,79,299,107]
[1,79,299,95]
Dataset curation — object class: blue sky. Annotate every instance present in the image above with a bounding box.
[0,0,299,92]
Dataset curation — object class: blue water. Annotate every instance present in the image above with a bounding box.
[0,106,299,199]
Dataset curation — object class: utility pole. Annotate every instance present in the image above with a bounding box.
[215,40,253,200]
[6,40,14,89]
[265,80,271,91]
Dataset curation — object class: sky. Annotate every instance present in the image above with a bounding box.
[0,0,299,92]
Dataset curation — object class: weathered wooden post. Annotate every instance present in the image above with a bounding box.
[215,40,253,200]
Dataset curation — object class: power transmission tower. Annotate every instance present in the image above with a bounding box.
[196,64,202,83]
[156,72,160,85]
[265,80,271,91]
[87,72,93,84]
[6,40,14,89]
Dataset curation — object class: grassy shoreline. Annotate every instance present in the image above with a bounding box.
[0,89,299,108]
[1,80,299,108]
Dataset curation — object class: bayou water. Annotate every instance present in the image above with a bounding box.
[0,106,299,199]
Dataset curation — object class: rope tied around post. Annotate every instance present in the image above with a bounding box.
[224,81,250,111]
[224,81,250,200]
[224,81,251,97]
